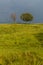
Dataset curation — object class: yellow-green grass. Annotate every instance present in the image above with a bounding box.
[0,24,43,65]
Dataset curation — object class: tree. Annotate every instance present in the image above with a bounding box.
[11,13,16,23]
[20,13,33,23]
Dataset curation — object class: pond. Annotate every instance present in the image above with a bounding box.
[0,0,43,23]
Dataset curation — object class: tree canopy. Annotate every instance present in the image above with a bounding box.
[20,13,33,22]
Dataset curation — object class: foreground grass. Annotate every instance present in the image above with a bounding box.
[0,24,43,65]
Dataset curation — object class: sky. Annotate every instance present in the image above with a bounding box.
[0,0,43,23]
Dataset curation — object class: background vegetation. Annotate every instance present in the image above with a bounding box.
[11,13,33,23]
[20,13,33,22]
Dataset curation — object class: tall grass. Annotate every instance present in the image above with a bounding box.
[0,24,43,65]
[0,52,43,65]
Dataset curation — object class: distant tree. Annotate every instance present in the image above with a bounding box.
[20,13,33,23]
[11,13,16,23]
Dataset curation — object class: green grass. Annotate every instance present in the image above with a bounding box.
[0,24,43,65]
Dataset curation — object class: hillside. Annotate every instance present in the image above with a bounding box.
[0,24,43,65]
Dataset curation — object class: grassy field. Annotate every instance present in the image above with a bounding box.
[0,24,43,65]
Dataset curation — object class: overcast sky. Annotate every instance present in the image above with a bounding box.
[0,0,43,23]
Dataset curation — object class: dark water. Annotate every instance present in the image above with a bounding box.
[0,0,43,23]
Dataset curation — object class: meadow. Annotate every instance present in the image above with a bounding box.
[0,24,43,65]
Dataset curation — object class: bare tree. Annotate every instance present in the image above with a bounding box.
[11,13,16,23]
